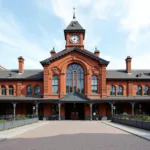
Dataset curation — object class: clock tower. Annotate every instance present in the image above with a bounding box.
[64,8,85,50]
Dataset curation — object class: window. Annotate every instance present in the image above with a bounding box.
[91,75,98,93]
[110,85,116,96]
[27,85,32,96]
[66,64,84,93]
[34,85,40,96]
[144,85,149,95]
[118,85,123,96]
[51,104,58,115]
[1,85,6,95]
[52,75,58,93]
[9,85,14,96]
[136,85,142,96]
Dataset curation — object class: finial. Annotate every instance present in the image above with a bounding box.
[51,47,55,52]
[73,7,76,20]
[95,46,99,52]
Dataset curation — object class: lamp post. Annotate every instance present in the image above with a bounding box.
[113,106,116,115]
[33,105,35,117]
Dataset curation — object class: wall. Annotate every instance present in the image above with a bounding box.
[43,51,107,99]
[107,80,150,96]
[0,80,43,97]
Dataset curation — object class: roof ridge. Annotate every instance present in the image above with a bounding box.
[40,47,109,66]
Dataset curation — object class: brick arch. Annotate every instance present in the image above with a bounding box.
[61,57,88,74]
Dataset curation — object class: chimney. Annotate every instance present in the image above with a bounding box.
[125,56,132,73]
[50,47,56,57]
[18,56,24,73]
[94,47,100,57]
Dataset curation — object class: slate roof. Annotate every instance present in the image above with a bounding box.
[0,70,43,80]
[1,69,150,80]
[0,96,59,102]
[107,69,150,80]
[60,92,91,102]
[64,21,85,33]
[40,47,110,66]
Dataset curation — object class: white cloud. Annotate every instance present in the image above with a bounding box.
[35,0,150,69]
[0,0,150,70]
[0,12,48,69]
[120,0,150,42]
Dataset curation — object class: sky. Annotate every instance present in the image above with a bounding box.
[0,0,150,70]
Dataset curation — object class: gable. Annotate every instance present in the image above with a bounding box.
[40,47,109,66]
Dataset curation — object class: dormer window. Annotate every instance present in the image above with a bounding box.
[8,73,13,78]
[136,73,142,77]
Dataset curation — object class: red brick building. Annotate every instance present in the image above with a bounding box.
[0,17,150,120]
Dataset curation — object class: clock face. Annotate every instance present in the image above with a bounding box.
[70,35,79,44]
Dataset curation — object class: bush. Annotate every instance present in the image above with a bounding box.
[122,112,129,120]
[114,114,150,122]
[16,115,27,120]
[0,120,5,124]
[143,116,150,122]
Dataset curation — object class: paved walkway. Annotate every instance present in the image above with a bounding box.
[0,121,48,141]
[0,121,150,150]
[102,121,150,141]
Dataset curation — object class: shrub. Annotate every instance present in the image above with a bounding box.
[16,115,26,120]
[143,116,150,122]
[122,112,129,120]
[0,120,5,124]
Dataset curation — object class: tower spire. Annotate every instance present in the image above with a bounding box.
[73,7,76,20]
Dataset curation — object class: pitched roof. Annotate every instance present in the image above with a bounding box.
[40,47,109,66]
[0,70,43,80]
[1,69,150,80]
[107,69,150,79]
[64,21,85,33]
[60,91,90,102]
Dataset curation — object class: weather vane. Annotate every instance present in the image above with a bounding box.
[73,7,76,20]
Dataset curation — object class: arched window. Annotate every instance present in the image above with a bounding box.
[136,85,142,96]
[52,75,58,93]
[1,85,6,95]
[91,75,98,93]
[27,85,32,96]
[66,64,84,93]
[34,85,40,96]
[118,85,123,96]
[9,85,14,96]
[110,85,116,96]
[144,85,149,95]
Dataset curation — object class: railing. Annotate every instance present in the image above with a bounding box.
[112,114,150,130]
[0,114,37,121]
[113,114,150,122]
[0,115,38,131]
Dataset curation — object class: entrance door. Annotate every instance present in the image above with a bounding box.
[65,103,85,120]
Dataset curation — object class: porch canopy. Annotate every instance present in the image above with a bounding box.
[59,92,91,103]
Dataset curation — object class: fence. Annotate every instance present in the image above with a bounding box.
[0,115,38,131]
[112,114,150,130]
